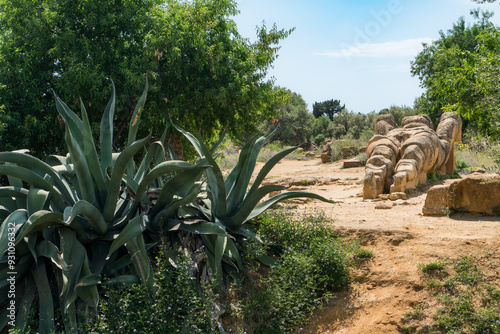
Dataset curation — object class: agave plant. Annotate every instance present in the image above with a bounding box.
[0,81,208,333]
[170,123,334,282]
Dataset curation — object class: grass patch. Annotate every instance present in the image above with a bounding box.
[222,208,366,333]
[400,254,500,333]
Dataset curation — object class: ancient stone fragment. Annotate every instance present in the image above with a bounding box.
[363,112,462,199]
[423,173,500,215]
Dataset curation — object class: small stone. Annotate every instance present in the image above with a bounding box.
[378,194,390,200]
[390,236,404,246]
[390,192,406,200]
[375,203,393,210]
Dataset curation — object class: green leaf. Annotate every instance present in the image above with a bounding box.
[0,165,66,211]
[246,191,334,223]
[35,240,69,270]
[65,126,98,206]
[246,146,298,199]
[14,276,37,333]
[103,134,151,222]
[0,152,76,205]
[80,99,107,205]
[31,261,55,334]
[16,211,64,243]
[167,220,227,236]
[100,80,116,173]
[27,188,50,216]
[127,77,148,146]
[0,209,27,257]
[59,228,85,314]
[107,215,145,259]
[65,200,108,235]
[126,234,154,297]
[131,160,196,214]
[151,165,208,217]
[54,92,84,145]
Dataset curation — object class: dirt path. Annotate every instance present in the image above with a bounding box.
[257,157,500,334]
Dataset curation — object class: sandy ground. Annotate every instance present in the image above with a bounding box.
[256,157,500,334]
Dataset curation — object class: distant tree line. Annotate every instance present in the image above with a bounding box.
[260,90,416,147]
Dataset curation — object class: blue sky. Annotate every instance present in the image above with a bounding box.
[234,0,500,114]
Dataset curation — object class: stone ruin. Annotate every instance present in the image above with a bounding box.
[363,112,462,199]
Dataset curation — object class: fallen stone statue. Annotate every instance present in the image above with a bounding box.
[363,112,462,199]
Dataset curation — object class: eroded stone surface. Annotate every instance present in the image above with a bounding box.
[363,112,462,199]
[423,173,500,215]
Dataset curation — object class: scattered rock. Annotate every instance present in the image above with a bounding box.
[390,192,407,200]
[375,203,393,210]
[343,160,365,168]
[378,194,390,200]
[389,236,404,246]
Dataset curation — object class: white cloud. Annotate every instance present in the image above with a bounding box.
[316,37,434,58]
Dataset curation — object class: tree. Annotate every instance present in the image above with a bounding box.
[260,89,314,146]
[411,10,498,135]
[312,99,345,121]
[0,0,292,156]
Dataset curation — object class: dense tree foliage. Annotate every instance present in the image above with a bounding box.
[0,0,291,156]
[312,99,345,121]
[411,10,500,137]
[260,89,313,146]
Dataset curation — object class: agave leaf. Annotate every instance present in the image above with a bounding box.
[59,228,85,314]
[152,183,203,229]
[102,254,131,277]
[172,122,228,218]
[215,235,228,273]
[0,209,28,257]
[246,146,298,199]
[76,262,99,310]
[107,215,145,259]
[167,219,227,236]
[16,211,64,243]
[27,188,50,217]
[76,274,101,287]
[89,242,110,275]
[224,134,257,193]
[0,186,28,208]
[54,93,84,145]
[0,165,67,211]
[208,126,228,155]
[127,78,148,146]
[80,99,107,205]
[65,200,108,235]
[224,238,244,271]
[102,134,152,222]
[246,191,334,223]
[14,276,37,333]
[65,125,99,207]
[100,80,116,173]
[225,135,259,214]
[35,240,69,270]
[134,140,164,184]
[223,184,287,230]
[126,234,154,297]
[31,261,55,333]
[0,152,76,205]
[151,165,208,217]
[130,160,196,213]
[46,155,68,166]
